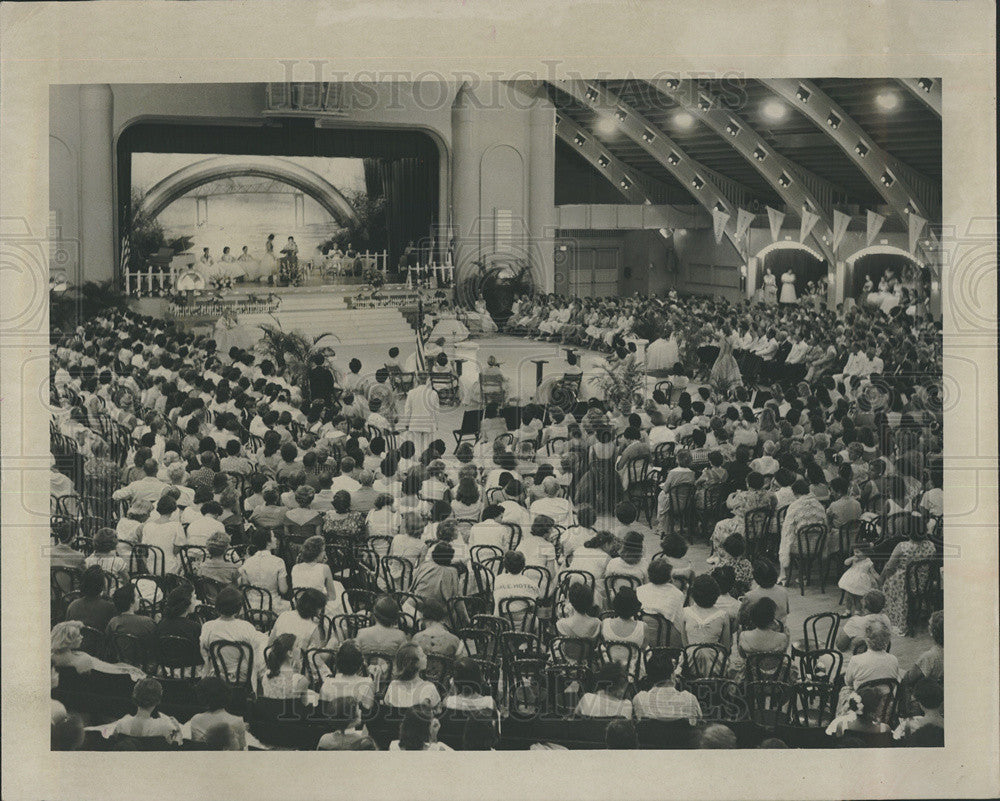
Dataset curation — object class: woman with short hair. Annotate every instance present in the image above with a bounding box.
[111,678,183,743]
[290,535,346,616]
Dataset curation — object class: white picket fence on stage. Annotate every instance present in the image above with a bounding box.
[123,250,392,297]
[406,260,456,288]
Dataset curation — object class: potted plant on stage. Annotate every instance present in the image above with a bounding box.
[589,354,647,412]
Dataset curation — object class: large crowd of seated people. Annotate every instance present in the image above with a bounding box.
[48,283,944,750]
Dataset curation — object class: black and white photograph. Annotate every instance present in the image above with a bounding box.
[1,2,996,800]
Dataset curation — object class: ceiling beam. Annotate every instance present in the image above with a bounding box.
[550,79,745,254]
[898,77,943,118]
[759,79,939,225]
[555,113,657,205]
[646,79,836,264]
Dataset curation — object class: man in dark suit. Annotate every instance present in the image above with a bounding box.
[308,353,336,403]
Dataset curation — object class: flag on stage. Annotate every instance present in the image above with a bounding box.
[866,209,885,246]
[712,208,730,244]
[799,207,820,243]
[119,233,131,279]
[766,206,785,243]
[414,327,427,374]
[908,212,927,254]
[831,209,851,254]
[735,208,755,242]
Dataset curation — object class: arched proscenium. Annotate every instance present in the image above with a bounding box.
[550,79,746,254]
[138,155,361,226]
[647,79,836,265]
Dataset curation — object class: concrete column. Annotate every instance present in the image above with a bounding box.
[78,84,115,283]
[746,257,758,299]
[528,89,556,293]
[451,83,480,285]
[833,260,846,307]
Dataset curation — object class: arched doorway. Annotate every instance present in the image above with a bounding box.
[846,246,927,304]
[753,241,828,302]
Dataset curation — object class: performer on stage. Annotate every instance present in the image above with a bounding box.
[263,234,279,283]
[196,248,214,282]
[645,327,681,375]
[779,269,797,304]
[763,267,778,305]
[428,301,470,345]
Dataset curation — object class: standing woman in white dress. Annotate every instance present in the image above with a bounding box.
[263,234,278,283]
[779,269,797,304]
[763,268,778,305]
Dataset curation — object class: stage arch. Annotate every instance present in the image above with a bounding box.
[845,245,926,301]
[137,155,360,227]
[748,240,829,302]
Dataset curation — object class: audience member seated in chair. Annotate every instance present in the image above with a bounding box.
[317,696,375,750]
[389,705,453,751]
[261,633,308,700]
[412,599,465,659]
[384,644,442,710]
[110,678,183,744]
[188,677,248,750]
[199,585,267,680]
[51,620,144,680]
[319,640,376,713]
[574,661,633,718]
[444,657,496,713]
[632,650,701,723]
[347,595,409,655]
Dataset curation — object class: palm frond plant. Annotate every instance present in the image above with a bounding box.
[256,320,340,403]
[588,356,647,412]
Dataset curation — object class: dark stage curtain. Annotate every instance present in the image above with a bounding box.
[364,157,438,269]
[118,120,439,242]
[758,248,827,297]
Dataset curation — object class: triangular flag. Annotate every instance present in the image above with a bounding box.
[735,208,755,242]
[767,206,785,243]
[831,209,852,254]
[908,213,927,254]
[712,208,731,244]
[866,209,885,246]
[799,207,821,243]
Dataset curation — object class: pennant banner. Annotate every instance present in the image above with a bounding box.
[866,209,885,246]
[799,208,821,243]
[831,209,852,254]
[766,206,785,243]
[908,213,927,254]
[712,208,731,244]
[735,208,755,242]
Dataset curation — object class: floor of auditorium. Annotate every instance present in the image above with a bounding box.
[347,331,934,666]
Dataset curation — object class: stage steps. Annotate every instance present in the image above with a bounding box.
[237,293,415,347]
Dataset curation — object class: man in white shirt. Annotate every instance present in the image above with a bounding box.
[492,551,540,617]
[528,477,575,527]
[185,500,227,547]
[468,507,509,550]
[329,457,362,494]
[112,459,168,506]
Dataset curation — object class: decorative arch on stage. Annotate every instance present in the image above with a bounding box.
[845,245,927,301]
[137,155,361,227]
[748,240,829,302]
[117,121,440,269]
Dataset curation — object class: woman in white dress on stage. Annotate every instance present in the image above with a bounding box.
[427,302,470,345]
[779,270,797,304]
[262,234,279,283]
[762,268,778,305]
[473,297,498,334]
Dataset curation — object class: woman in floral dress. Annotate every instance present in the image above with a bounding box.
[878,526,937,634]
[711,472,775,552]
